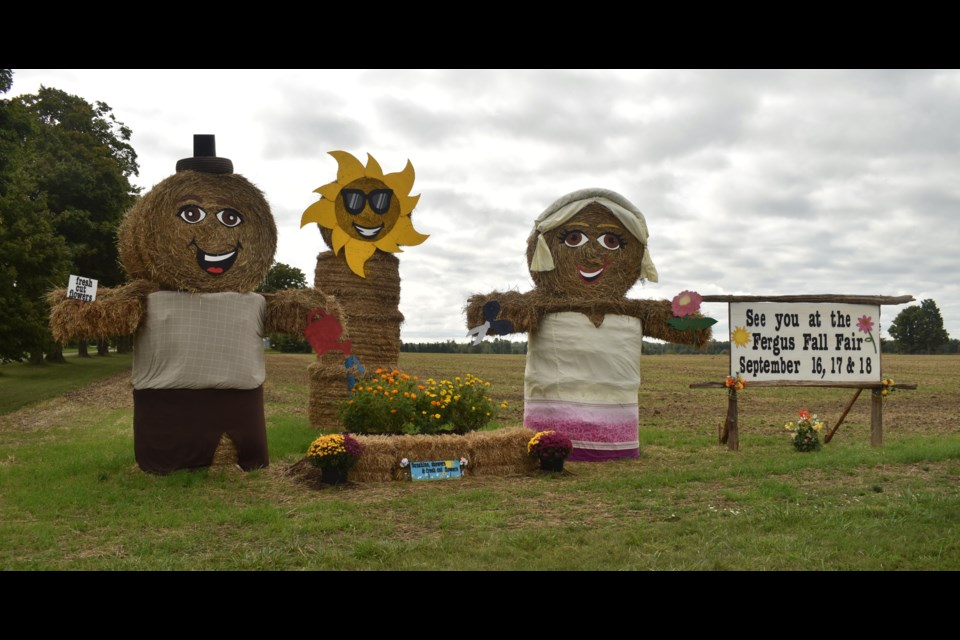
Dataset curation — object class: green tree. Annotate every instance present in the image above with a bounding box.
[888,299,950,354]
[257,261,308,293]
[1,72,71,363]
[258,262,312,353]
[0,74,138,362]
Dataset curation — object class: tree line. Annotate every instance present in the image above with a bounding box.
[1,70,139,363]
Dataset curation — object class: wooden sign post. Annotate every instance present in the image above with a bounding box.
[691,294,917,450]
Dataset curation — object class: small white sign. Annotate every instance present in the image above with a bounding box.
[67,275,98,303]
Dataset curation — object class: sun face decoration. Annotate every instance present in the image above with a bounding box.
[731,326,751,348]
[301,151,428,277]
[527,203,645,299]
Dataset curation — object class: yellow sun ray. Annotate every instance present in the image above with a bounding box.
[373,235,403,253]
[365,154,384,179]
[345,241,377,277]
[330,151,365,184]
[331,226,350,255]
[315,183,341,200]
[383,161,415,196]
[389,216,429,247]
[301,199,336,229]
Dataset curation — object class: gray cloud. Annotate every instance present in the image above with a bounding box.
[259,83,369,157]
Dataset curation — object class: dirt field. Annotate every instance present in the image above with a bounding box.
[10,353,954,443]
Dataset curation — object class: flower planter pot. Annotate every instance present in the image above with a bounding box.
[321,467,349,485]
[540,458,564,472]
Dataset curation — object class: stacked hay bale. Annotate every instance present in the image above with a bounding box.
[308,238,404,429]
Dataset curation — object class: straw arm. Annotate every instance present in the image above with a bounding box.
[47,279,158,343]
[625,298,712,347]
[466,290,540,335]
[263,289,348,338]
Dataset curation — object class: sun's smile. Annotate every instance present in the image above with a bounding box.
[190,239,241,275]
[352,223,383,238]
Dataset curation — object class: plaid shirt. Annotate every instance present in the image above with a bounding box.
[132,291,266,390]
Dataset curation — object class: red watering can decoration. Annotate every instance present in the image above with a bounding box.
[304,309,351,356]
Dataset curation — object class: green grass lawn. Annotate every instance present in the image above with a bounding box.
[1,353,958,570]
[0,353,133,415]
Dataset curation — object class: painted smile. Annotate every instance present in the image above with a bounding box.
[190,239,241,275]
[352,222,383,238]
[578,262,607,283]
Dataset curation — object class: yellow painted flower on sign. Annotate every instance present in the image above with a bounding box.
[731,326,751,348]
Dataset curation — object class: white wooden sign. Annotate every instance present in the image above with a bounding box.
[729,302,881,382]
[67,275,98,303]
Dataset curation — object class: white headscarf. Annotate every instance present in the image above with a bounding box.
[529,188,658,282]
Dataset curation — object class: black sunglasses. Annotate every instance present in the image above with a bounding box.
[341,189,393,215]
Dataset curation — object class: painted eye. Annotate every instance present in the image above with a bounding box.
[562,230,588,248]
[598,233,622,250]
[178,205,207,224]
[216,209,243,228]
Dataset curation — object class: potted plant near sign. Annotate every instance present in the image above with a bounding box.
[528,430,573,472]
[306,433,364,484]
[785,410,824,452]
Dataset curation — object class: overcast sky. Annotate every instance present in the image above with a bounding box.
[10,69,960,344]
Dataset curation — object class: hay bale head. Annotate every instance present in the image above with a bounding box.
[118,171,276,293]
[526,202,646,302]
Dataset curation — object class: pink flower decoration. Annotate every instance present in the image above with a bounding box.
[856,315,874,334]
[671,290,703,318]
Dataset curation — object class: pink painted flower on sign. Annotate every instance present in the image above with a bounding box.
[671,290,703,318]
[856,315,878,353]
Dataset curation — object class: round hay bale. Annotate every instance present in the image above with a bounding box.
[117,171,276,294]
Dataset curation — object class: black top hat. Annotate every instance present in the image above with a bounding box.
[176,134,234,174]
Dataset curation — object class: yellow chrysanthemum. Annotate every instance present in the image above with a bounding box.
[301,151,429,277]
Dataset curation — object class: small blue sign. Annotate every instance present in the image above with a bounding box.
[410,459,462,481]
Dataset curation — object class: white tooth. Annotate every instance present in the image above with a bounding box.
[580,267,604,278]
[204,250,236,262]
